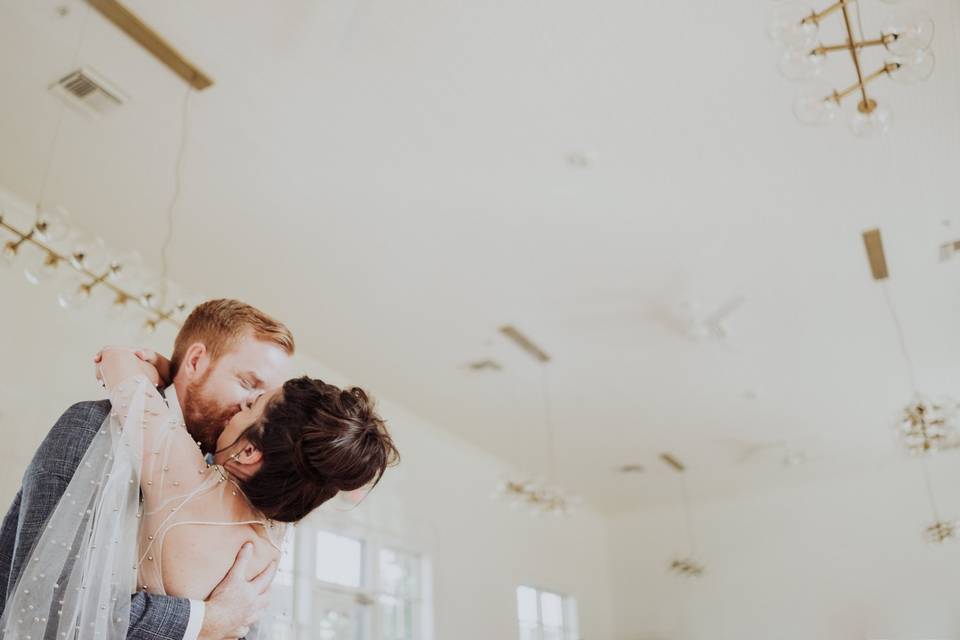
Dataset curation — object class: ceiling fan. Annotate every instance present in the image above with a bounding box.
[672,294,746,341]
[560,273,747,343]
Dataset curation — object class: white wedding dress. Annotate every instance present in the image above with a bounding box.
[0,374,286,639]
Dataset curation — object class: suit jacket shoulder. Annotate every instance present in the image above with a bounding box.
[25,400,111,482]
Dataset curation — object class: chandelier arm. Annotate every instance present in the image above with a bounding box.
[830,65,895,104]
[813,36,890,56]
[802,0,847,25]
[0,217,181,328]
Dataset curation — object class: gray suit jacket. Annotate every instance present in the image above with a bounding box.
[0,401,193,639]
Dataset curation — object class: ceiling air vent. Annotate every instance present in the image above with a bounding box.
[49,67,126,116]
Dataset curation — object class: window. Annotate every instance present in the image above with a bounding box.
[377,547,422,640]
[315,530,365,588]
[516,586,579,640]
[295,526,429,640]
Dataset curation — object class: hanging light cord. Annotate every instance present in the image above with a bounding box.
[38,5,91,209]
[880,282,919,394]
[680,474,699,558]
[921,459,941,521]
[158,86,193,307]
[540,365,558,482]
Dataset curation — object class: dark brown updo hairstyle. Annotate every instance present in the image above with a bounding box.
[234,376,399,522]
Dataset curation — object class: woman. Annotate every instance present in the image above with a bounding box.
[2,347,398,639]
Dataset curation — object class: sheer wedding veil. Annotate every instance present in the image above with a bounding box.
[0,382,147,639]
[1,376,296,640]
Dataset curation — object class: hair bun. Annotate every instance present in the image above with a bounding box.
[292,437,327,485]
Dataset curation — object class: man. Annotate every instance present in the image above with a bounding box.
[0,299,295,640]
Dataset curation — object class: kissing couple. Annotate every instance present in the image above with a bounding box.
[0,299,399,639]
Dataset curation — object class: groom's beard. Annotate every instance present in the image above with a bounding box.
[183,372,237,454]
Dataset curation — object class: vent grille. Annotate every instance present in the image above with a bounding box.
[50,68,126,115]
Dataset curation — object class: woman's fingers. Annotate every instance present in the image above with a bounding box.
[134,349,172,385]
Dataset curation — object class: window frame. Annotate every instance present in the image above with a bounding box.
[285,520,433,640]
[516,584,579,640]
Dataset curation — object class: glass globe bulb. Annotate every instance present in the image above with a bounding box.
[57,276,94,310]
[768,3,819,51]
[136,318,160,341]
[106,249,143,288]
[793,83,839,125]
[23,250,62,285]
[888,49,935,84]
[882,10,934,55]
[778,49,825,81]
[137,271,169,310]
[849,100,892,137]
[68,233,108,273]
[158,281,188,318]
[105,292,137,322]
[34,205,70,243]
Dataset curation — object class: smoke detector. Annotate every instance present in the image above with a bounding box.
[49,67,127,117]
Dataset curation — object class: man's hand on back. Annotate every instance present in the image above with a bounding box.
[199,543,277,640]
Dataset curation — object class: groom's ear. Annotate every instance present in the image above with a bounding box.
[180,342,210,379]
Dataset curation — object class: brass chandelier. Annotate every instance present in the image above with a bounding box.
[0,205,190,332]
[0,1,200,334]
[662,453,706,578]
[493,329,579,517]
[770,0,934,136]
[897,398,959,457]
[862,229,960,544]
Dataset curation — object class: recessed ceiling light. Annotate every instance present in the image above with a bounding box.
[466,359,502,372]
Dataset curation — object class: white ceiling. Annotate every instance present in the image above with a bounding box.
[3,0,960,514]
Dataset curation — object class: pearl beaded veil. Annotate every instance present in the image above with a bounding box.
[0,375,286,639]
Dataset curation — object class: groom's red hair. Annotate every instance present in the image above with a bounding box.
[169,299,295,378]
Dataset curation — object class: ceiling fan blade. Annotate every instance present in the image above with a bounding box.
[706,294,746,325]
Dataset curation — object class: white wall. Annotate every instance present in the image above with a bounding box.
[608,453,960,640]
[0,258,616,640]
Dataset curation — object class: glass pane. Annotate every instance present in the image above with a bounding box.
[316,607,358,640]
[276,526,296,587]
[540,591,563,627]
[542,628,563,640]
[378,594,415,640]
[267,619,296,640]
[379,548,420,597]
[565,598,579,640]
[518,623,541,640]
[315,592,366,640]
[315,530,364,588]
[517,586,539,623]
